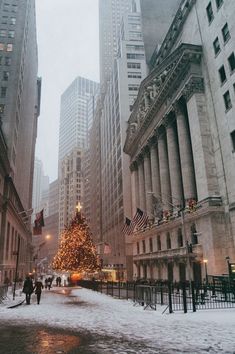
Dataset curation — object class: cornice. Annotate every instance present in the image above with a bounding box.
[124,44,203,156]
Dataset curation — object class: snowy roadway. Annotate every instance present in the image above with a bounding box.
[0,286,235,353]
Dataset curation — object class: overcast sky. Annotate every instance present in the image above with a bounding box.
[35,0,99,182]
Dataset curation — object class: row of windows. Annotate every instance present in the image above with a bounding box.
[127,62,141,69]
[0,56,11,65]
[2,3,18,13]
[218,52,235,85]
[0,29,15,38]
[127,72,142,79]
[127,53,144,60]
[1,16,16,25]
[206,0,223,24]
[0,43,13,51]
[126,44,144,52]
[136,228,198,255]
[213,23,231,55]
[128,84,139,91]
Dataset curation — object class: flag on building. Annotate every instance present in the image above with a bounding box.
[132,208,148,229]
[121,217,134,235]
[104,242,112,254]
[33,209,45,235]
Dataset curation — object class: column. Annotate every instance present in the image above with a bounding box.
[186,92,219,200]
[175,101,197,201]
[158,130,172,210]
[149,137,161,200]
[137,156,146,211]
[143,147,153,217]
[166,118,184,208]
[130,162,139,217]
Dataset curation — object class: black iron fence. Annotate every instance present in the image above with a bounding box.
[77,278,235,313]
[0,285,8,304]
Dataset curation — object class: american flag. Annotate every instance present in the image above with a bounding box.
[121,217,134,235]
[132,208,148,229]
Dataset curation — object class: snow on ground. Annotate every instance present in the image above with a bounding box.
[1,286,235,353]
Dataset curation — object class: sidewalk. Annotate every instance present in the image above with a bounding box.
[0,288,25,308]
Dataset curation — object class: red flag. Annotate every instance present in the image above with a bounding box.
[33,209,45,235]
[104,242,111,254]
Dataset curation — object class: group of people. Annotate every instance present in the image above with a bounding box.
[55,276,62,286]
[22,276,44,305]
[45,277,53,290]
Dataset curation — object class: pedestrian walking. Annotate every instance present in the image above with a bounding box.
[34,278,44,304]
[47,277,52,290]
[58,276,61,287]
[45,278,48,289]
[22,276,34,305]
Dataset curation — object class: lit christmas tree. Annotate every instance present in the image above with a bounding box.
[52,205,101,273]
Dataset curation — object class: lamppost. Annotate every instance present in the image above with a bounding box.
[34,235,51,277]
[226,256,231,278]
[203,259,208,284]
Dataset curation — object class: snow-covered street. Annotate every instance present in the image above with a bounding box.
[0,287,235,353]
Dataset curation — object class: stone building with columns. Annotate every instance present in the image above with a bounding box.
[124,0,235,282]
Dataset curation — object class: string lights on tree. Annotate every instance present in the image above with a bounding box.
[52,203,101,273]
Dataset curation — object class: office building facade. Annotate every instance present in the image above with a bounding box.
[124,0,235,281]
[0,0,40,283]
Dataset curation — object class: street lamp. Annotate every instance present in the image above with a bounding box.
[226,256,231,278]
[203,259,208,284]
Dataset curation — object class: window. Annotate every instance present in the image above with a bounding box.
[8,30,14,38]
[149,238,153,252]
[218,65,227,84]
[6,43,13,51]
[0,43,4,50]
[137,242,139,254]
[223,90,232,111]
[3,4,10,11]
[2,16,8,24]
[178,229,183,247]
[0,56,2,65]
[142,240,146,253]
[11,4,18,12]
[228,53,235,73]
[1,87,7,97]
[5,57,11,65]
[191,224,198,245]
[157,235,161,251]
[0,104,5,113]
[206,2,214,23]
[231,130,235,151]
[166,233,171,249]
[127,62,141,69]
[10,17,16,25]
[0,30,7,37]
[216,0,223,8]
[3,71,9,80]
[213,37,220,55]
[222,23,230,43]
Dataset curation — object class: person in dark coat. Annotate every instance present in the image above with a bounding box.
[23,276,34,304]
[34,279,44,304]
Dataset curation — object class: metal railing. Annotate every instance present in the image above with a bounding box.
[77,278,235,313]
